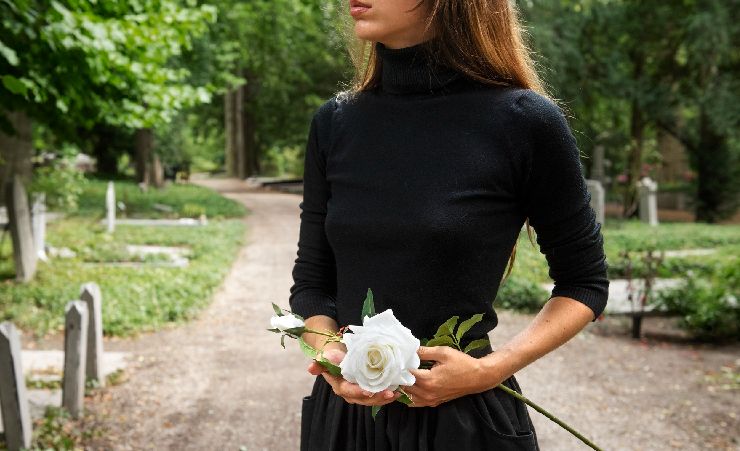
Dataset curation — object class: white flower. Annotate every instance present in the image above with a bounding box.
[270,313,305,332]
[339,309,420,393]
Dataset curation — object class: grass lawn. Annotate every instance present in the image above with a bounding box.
[0,177,247,338]
[496,218,740,319]
[509,218,740,282]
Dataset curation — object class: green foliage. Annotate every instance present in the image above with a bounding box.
[29,148,87,211]
[520,0,739,221]
[424,313,489,354]
[494,276,550,313]
[654,263,739,340]
[298,336,342,376]
[75,177,246,219]
[0,0,218,139]
[361,287,376,320]
[210,0,351,175]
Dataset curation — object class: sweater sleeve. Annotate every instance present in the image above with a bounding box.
[288,99,339,321]
[514,90,610,321]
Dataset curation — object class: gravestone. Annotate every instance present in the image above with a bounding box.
[585,179,605,226]
[31,193,48,261]
[590,144,605,184]
[637,177,659,226]
[0,322,32,450]
[80,283,105,387]
[62,301,88,419]
[106,181,115,233]
[5,175,37,282]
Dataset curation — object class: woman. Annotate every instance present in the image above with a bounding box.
[289,0,610,450]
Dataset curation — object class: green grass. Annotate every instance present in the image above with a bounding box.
[507,219,740,283]
[76,177,247,219]
[0,179,247,338]
[498,219,740,321]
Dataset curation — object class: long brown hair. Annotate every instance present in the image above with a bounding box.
[337,0,553,283]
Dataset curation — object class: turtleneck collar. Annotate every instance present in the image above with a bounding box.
[375,41,463,95]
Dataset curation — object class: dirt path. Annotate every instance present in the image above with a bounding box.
[80,177,739,451]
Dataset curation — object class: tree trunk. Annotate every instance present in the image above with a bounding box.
[695,108,734,222]
[0,111,33,196]
[243,69,260,177]
[134,128,152,185]
[234,82,246,180]
[224,91,236,177]
[0,111,36,282]
[150,153,164,188]
[622,54,645,219]
[91,125,119,175]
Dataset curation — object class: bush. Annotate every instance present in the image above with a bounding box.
[654,263,739,340]
[494,276,549,313]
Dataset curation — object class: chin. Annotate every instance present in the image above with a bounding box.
[353,23,386,42]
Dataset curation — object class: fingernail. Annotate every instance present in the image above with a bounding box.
[362,391,372,397]
[385,391,394,399]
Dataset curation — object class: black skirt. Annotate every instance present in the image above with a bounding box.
[300,346,541,451]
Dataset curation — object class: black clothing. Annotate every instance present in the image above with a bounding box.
[289,39,609,450]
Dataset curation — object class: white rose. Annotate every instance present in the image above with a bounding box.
[270,313,305,332]
[339,309,420,393]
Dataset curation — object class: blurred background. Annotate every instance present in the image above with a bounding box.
[0,0,737,450]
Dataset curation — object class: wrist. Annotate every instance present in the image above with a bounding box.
[475,347,520,392]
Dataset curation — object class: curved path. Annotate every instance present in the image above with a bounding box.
[82,177,738,451]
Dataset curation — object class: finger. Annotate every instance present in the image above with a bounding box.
[408,367,433,381]
[322,349,346,365]
[307,361,324,376]
[417,345,452,362]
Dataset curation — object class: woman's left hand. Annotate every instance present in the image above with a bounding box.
[401,345,502,407]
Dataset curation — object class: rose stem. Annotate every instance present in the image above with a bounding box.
[495,383,603,451]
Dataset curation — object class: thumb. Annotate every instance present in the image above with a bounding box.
[417,345,452,362]
[322,348,346,365]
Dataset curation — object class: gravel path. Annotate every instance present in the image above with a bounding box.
[78,177,739,451]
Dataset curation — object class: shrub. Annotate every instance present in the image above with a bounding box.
[494,276,549,313]
[654,263,739,340]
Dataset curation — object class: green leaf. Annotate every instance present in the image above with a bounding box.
[298,338,342,375]
[2,75,27,96]
[396,392,413,406]
[298,337,318,359]
[419,337,429,346]
[425,335,456,347]
[0,41,19,66]
[266,328,281,333]
[463,338,491,354]
[283,326,305,336]
[455,313,484,342]
[433,316,459,338]
[371,405,382,419]
[272,303,283,316]
[361,288,376,320]
[317,357,342,376]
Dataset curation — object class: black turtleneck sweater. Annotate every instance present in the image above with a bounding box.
[289,41,609,344]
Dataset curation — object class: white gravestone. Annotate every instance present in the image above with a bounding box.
[637,177,659,226]
[80,283,105,387]
[585,179,605,227]
[0,322,32,450]
[62,301,88,419]
[105,181,115,233]
[31,193,48,261]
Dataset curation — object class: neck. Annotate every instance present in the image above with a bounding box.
[375,41,463,95]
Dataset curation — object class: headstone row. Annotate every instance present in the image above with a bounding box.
[0,282,105,450]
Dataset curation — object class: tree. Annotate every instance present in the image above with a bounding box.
[0,0,217,280]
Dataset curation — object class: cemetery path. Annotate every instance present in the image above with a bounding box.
[78,177,738,451]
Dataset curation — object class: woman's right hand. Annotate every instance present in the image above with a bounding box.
[308,342,401,406]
